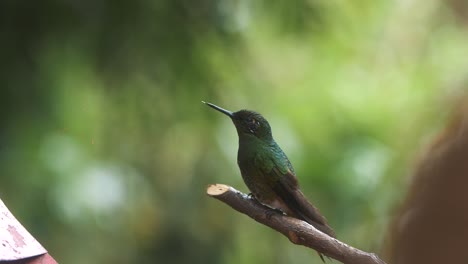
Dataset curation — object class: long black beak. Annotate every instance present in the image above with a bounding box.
[202,101,234,118]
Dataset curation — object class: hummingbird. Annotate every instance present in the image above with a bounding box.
[204,102,335,259]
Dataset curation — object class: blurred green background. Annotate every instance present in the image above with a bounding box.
[1,0,467,263]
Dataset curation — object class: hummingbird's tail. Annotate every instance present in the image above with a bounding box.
[293,191,336,238]
[275,182,336,238]
[269,168,336,238]
[269,167,336,261]
[301,212,336,238]
[290,190,335,262]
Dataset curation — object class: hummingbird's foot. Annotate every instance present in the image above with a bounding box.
[247,193,255,199]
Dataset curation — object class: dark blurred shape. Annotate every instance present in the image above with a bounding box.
[384,95,468,264]
[448,0,468,25]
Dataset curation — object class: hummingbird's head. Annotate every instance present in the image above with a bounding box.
[203,102,273,141]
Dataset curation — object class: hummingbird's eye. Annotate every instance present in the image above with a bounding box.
[247,118,260,133]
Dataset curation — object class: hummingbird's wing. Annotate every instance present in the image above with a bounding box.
[268,165,336,238]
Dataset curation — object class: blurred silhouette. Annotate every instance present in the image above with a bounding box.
[384,94,468,264]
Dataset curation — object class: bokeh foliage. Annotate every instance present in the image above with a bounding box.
[1,0,467,263]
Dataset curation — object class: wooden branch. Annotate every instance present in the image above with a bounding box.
[207,184,386,264]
